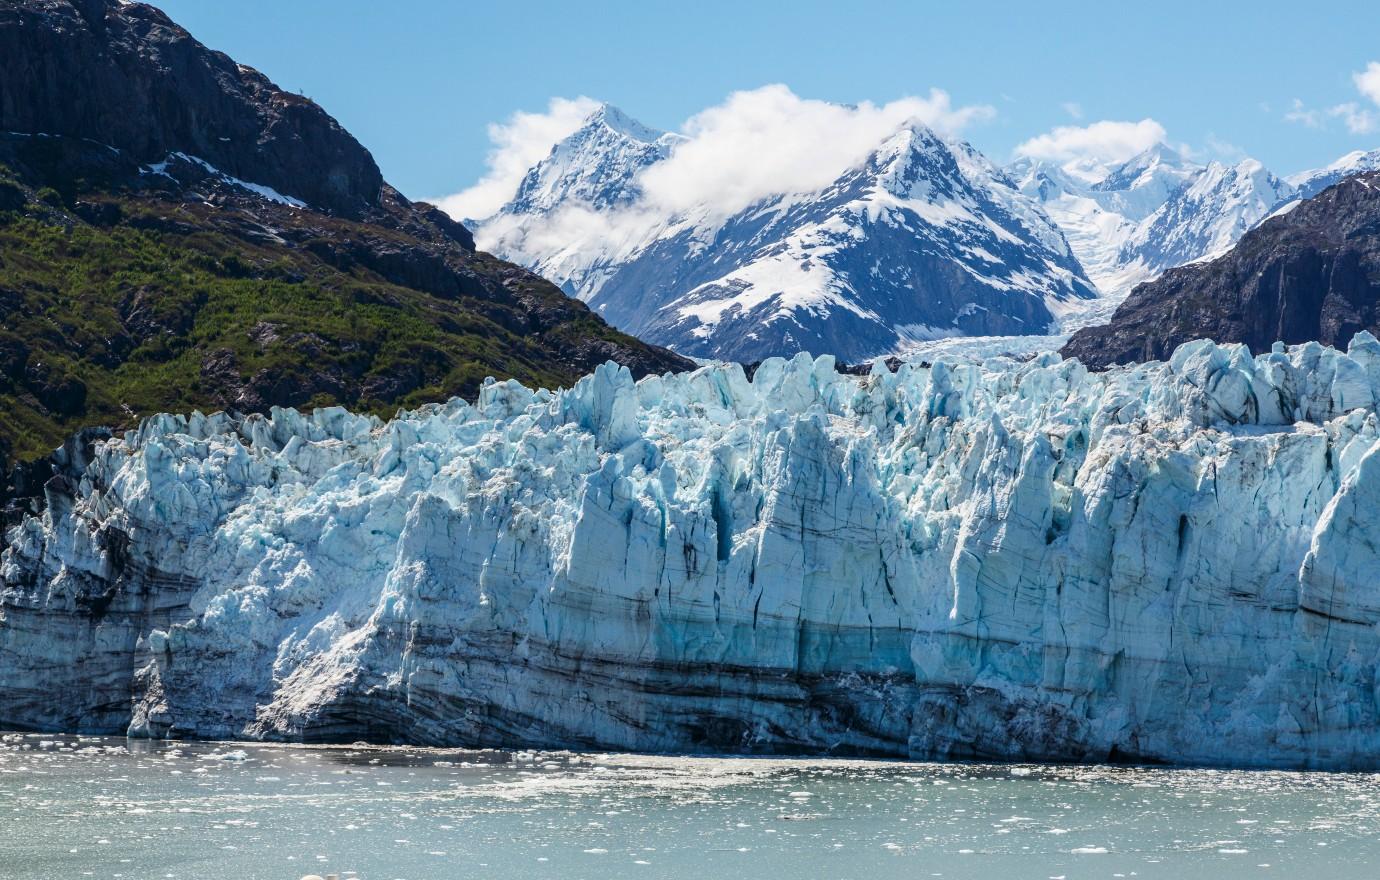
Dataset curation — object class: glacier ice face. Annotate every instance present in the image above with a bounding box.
[7,336,1380,767]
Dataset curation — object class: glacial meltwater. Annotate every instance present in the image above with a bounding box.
[3,733,1378,880]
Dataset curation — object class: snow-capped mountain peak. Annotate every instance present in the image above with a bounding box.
[500,103,682,216]
[1092,142,1197,195]
[476,109,1094,362]
[1288,148,1380,200]
[1124,157,1295,270]
[584,117,1094,361]
[585,103,666,143]
[1006,158,1073,203]
[474,102,1366,364]
[1011,142,1295,300]
[866,120,975,205]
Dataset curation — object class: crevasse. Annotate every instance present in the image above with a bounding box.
[5,335,1380,768]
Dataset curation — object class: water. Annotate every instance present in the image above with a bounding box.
[3,732,1378,879]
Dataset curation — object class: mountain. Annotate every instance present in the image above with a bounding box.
[1011,146,1296,297]
[1008,144,1201,292]
[0,0,690,476]
[9,337,1380,769]
[1124,158,1296,273]
[1061,171,1380,368]
[2,0,381,220]
[500,105,684,216]
[1288,148,1380,201]
[477,105,684,302]
[477,106,1096,363]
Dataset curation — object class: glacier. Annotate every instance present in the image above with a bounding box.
[6,336,1380,768]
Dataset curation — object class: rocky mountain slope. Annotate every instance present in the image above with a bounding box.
[477,105,1096,363]
[7,336,1380,768]
[1062,171,1380,368]
[0,0,690,483]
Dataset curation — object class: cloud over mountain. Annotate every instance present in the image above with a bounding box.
[440,85,994,225]
[436,96,600,220]
[1013,118,1168,167]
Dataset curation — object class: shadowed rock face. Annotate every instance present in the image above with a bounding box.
[9,341,1380,769]
[0,0,382,219]
[1062,172,1380,369]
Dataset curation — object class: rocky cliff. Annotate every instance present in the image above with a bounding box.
[7,337,1380,769]
[0,0,381,219]
[1062,172,1380,369]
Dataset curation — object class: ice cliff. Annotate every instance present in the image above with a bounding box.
[6,337,1380,769]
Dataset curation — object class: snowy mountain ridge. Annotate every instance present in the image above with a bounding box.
[1010,146,1296,297]
[501,104,684,216]
[472,102,1377,363]
[475,104,1096,363]
[1289,147,1380,201]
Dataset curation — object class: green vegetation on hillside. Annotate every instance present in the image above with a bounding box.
[0,192,656,462]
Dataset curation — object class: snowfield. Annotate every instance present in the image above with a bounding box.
[7,336,1380,767]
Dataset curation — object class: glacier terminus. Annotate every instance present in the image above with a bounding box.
[6,337,1380,769]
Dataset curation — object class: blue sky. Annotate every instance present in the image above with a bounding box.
[157,0,1380,204]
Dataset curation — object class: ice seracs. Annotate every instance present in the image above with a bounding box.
[8,335,1380,768]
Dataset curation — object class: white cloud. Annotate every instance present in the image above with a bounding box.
[1356,61,1380,106]
[1205,134,1246,161]
[1285,99,1377,135]
[433,96,600,220]
[635,85,994,220]
[1061,102,1084,120]
[1329,102,1377,135]
[1284,98,1322,128]
[1013,118,1167,166]
[1282,64,1380,135]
